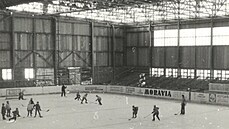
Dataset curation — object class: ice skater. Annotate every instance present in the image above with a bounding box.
[27,103,34,117]
[18,91,25,100]
[74,92,81,101]
[95,95,102,105]
[1,103,6,120]
[180,95,187,115]
[132,105,138,118]
[6,101,11,117]
[9,108,20,121]
[34,101,42,118]
[61,84,67,97]
[81,93,88,104]
[152,105,160,121]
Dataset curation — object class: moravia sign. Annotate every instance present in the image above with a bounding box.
[144,89,172,97]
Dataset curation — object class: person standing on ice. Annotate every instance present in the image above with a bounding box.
[61,84,67,97]
[27,102,34,117]
[152,105,160,121]
[74,91,81,101]
[132,105,138,118]
[18,91,25,100]
[180,95,187,115]
[81,93,88,104]
[1,103,6,120]
[34,101,42,118]
[5,101,11,117]
[95,95,102,105]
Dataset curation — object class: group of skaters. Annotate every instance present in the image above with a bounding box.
[2,84,187,122]
[131,94,187,121]
[1,98,43,121]
[1,101,20,121]
[74,92,102,105]
[61,84,102,105]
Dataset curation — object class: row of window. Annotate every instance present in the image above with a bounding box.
[154,27,229,46]
[2,68,34,80]
[150,68,229,80]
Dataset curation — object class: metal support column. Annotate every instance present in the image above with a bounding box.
[32,16,37,82]
[177,20,181,77]
[149,23,153,77]
[91,22,95,84]
[10,13,15,83]
[210,18,214,79]
[52,17,58,85]
[112,25,116,82]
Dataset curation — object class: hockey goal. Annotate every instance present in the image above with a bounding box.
[5,88,21,99]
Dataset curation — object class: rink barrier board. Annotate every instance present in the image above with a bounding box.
[0,85,229,105]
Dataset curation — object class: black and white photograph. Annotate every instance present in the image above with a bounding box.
[0,0,229,129]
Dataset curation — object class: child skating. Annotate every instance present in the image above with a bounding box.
[95,95,102,105]
[132,105,138,118]
[74,92,81,101]
[81,93,88,104]
[1,103,6,120]
[9,108,20,121]
[152,105,160,121]
[34,101,42,118]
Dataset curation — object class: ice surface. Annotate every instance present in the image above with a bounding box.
[0,93,229,129]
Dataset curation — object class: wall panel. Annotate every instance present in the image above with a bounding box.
[73,23,90,35]
[115,53,123,66]
[14,33,32,50]
[0,15,10,31]
[59,52,73,67]
[59,22,72,34]
[115,38,123,51]
[14,17,33,32]
[165,47,178,67]
[213,46,229,69]
[74,52,90,67]
[0,33,10,49]
[152,47,165,67]
[15,51,33,67]
[139,32,150,46]
[94,37,109,51]
[138,48,149,66]
[180,47,195,68]
[126,33,138,46]
[73,36,90,51]
[36,51,53,67]
[35,19,51,33]
[59,35,73,50]
[0,51,10,67]
[36,34,53,50]
[126,48,137,66]
[94,53,108,66]
[196,46,211,69]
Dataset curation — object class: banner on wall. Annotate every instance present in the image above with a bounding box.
[125,87,135,94]
[209,93,216,103]
[84,86,106,92]
[191,92,209,103]
[171,91,189,100]
[108,86,124,93]
[216,94,229,104]
[143,88,172,98]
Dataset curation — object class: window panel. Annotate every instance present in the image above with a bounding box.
[2,69,12,80]
[25,68,34,79]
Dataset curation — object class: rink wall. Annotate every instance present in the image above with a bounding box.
[0,85,229,106]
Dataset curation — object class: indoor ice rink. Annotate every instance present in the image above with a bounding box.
[1,92,229,129]
[1,0,229,129]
